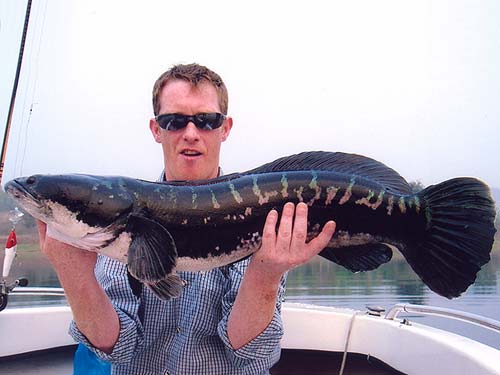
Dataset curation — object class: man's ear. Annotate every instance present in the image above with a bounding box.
[221,116,233,142]
[150,118,162,143]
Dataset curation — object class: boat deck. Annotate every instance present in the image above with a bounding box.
[271,349,404,374]
[0,345,75,375]
[0,346,403,375]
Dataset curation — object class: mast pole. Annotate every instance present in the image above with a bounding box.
[0,0,33,185]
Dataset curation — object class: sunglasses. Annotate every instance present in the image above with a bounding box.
[155,112,226,131]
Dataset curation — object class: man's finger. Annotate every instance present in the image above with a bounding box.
[291,202,308,244]
[261,209,279,246]
[36,220,47,250]
[308,221,336,253]
[275,202,295,251]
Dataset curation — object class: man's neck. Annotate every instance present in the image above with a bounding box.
[159,167,223,182]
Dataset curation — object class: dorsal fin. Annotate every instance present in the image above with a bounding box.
[246,151,412,194]
[157,151,412,194]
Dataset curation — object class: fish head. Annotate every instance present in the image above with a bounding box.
[4,174,134,235]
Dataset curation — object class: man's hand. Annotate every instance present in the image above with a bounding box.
[250,201,336,282]
[227,202,335,350]
[37,220,97,272]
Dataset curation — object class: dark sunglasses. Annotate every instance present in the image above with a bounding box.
[155,112,226,131]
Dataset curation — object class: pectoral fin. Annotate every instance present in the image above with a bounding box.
[319,243,393,272]
[126,214,177,283]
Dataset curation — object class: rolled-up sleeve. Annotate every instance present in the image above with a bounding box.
[217,259,287,368]
[68,256,145,364]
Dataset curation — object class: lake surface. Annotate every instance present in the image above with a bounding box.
[4,242,500,350]
[286,249,500,350]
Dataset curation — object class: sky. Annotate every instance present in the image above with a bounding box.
[1,0,499,190]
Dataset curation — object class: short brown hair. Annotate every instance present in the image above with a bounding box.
[152,63,229,116]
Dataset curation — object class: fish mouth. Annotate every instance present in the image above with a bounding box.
[5,179,37,201]
[4,179,46,218]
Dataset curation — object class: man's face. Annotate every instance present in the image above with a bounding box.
[150,80,232,181]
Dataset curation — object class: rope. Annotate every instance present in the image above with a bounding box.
[339,311,362,375]
[14,0,48,177]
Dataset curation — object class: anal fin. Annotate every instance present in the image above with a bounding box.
[319,243,393,272]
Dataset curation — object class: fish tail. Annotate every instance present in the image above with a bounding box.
[403,177,496,298]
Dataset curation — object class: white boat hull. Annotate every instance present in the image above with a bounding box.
[0,306,75,358]
[1,303,499,374]
[281,303,500,375]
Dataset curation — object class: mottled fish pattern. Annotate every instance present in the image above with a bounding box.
[4,151,497,299]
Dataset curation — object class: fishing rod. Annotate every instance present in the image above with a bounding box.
[0,0,32,185]
[0,0,33,312]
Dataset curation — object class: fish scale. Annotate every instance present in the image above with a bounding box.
[4,151,496,300]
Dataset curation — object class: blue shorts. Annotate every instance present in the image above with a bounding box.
[73,343,111,375]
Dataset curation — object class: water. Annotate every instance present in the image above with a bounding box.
[3,243,500,350]
[286,250,500,350]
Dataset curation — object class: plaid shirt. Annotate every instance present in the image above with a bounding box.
[70,171,286,374]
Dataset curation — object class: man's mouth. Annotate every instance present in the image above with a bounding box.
[180,149,202,157]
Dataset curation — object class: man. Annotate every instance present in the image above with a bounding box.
[37,63,336,374]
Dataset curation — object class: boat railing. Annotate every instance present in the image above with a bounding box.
[9,287,65,297]
[384,303,500,333]
[1,277,66,311]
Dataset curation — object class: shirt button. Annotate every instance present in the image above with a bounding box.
[177,327,181,334]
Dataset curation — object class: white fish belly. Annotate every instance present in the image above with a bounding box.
[175,246,257,272]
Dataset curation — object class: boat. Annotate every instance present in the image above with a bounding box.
[1,2,499,374]
[1,282,499,375]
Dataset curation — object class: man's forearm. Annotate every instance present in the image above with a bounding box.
[226,260,282,350]
[44,237,120,353]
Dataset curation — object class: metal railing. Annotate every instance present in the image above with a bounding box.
[384,303,500,333]
[10,287,65,297]
[1,278,66,311]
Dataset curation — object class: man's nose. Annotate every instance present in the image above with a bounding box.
[182,122,201,142]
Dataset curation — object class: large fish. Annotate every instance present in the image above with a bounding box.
[4,152,497,299]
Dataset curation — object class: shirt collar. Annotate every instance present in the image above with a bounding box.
[158,167,223,182]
